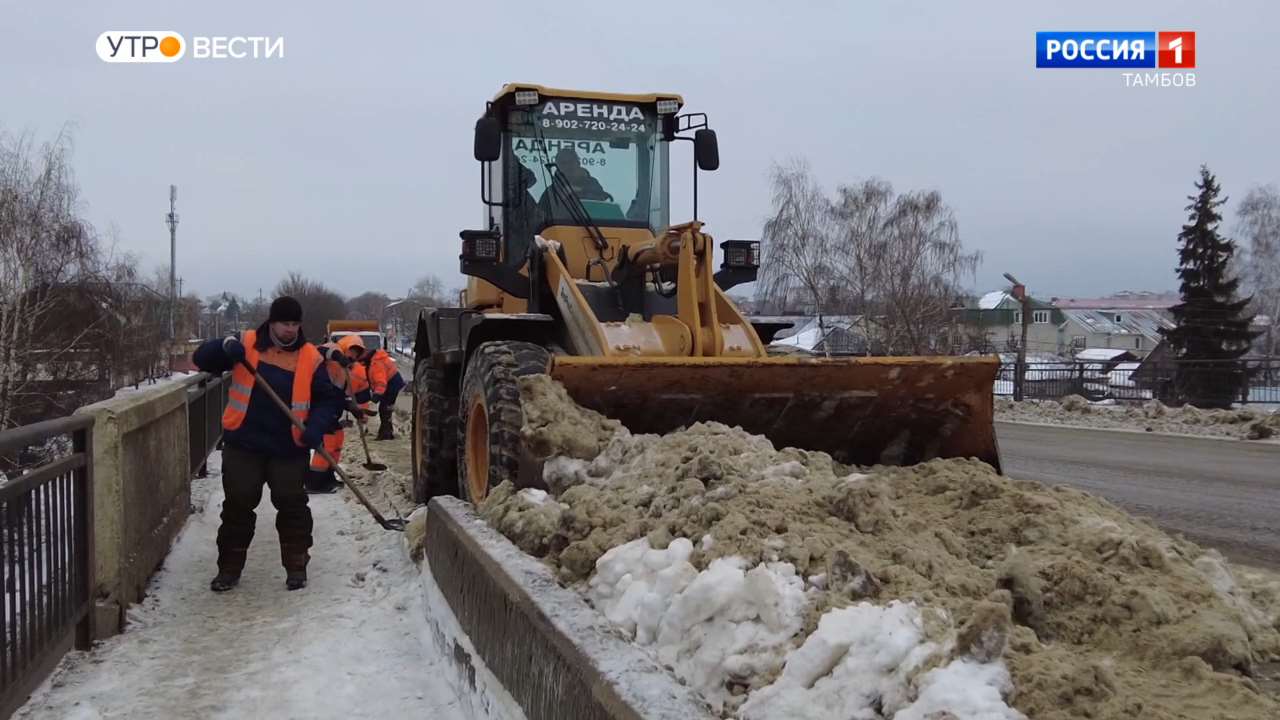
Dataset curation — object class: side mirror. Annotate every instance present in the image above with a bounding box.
[694,129,719,171]
[474,116,501,162]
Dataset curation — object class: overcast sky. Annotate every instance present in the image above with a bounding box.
[4,1,1277,302]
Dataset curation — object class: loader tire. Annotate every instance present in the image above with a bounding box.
[457,341,550,504]
[411,360,458,504]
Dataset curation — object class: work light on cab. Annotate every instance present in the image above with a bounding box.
[460,229,501,263]
[721,240,760,269]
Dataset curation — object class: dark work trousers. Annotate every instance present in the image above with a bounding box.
[377,383,402,425]
[217,444,313,574]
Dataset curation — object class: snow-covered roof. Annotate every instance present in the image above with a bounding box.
[771,327,826,350]
[978,291,1008,310]
[1061,309,1172,342]
[1075,348,1131,362]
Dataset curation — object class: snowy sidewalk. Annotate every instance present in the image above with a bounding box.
[16,452,465,720]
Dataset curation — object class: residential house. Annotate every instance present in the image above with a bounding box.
[1056,309,1172,358]
[954,291,1065,355]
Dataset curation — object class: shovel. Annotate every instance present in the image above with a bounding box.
[238,359,405,531]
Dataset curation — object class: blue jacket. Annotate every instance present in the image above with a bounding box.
[193,329,345,458]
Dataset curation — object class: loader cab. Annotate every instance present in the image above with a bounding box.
[465,85,719,310]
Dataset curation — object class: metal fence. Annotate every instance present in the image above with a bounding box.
[0,415,95,719]
[995,358,1280,405]
[186,372,230,478]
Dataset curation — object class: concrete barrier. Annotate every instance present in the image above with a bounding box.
[424,497,712,720]
[76,375,205,637]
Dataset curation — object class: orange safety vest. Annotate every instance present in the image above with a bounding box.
[223,329,323,446]
[325,348,370,409]
[366,349,399,395]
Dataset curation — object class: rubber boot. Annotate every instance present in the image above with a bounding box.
[210,571,240,592]
[286,569,307,591]
[376,421,394,441]
[304,468,340,494]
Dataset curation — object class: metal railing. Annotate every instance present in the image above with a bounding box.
[995,359,1280,405]
[186,372,230,478]
[0,415,95,719]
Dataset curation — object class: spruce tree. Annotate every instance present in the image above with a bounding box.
[1161,166,1259,407]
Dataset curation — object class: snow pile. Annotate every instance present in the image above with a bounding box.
[587,537,809,711]
[741,601,1021,720]
[476,375,1280,719]
[584,535,1024,719]
[997,396,1280,440]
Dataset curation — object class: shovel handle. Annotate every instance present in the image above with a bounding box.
[342,367,382,465]
[237,359,399,530]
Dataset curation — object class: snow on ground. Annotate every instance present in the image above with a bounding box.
[996,395,1280,440]
[16,451,466,720]
[111,371,197,398]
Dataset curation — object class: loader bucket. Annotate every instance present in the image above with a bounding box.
[548,355,1001,472]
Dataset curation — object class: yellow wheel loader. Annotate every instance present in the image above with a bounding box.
[410,84,1000,504]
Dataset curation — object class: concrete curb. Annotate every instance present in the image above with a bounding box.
[424,497,712,720]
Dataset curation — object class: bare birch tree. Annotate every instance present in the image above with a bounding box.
[1237,185,1280,355]
[757,158,842,348]
[0,129,104,428]
[832,179,894,351]
[875,190,979,354]
[756,160,979,356]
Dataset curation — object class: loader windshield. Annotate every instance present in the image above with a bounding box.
[505,100,669,235]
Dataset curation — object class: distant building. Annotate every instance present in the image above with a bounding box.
[953,290,1173,358]
[953,291,1064,355]
[1056,309,1172,358]
[1050,291,1179,310]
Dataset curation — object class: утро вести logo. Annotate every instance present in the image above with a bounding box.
[96,31,284,63]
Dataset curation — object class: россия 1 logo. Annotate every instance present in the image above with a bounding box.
[1036,31,1195,88]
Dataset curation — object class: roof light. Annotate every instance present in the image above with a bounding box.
[460,230,501,263]
[721,240,760,269]
[514,90,540,106]
[656,98,680,115]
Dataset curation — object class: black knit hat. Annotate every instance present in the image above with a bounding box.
[268,296,303,323]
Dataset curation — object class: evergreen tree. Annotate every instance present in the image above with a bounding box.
[1161,166,1259,407]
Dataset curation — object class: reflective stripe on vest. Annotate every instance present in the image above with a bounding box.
[221,329,323,446]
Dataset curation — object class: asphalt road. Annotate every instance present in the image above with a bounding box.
[998,421,1280,569]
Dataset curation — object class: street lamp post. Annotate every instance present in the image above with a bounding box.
[1003,272,1030,402]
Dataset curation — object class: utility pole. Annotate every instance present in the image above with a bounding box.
[1004,272,1030,402]
[166,185,179,340]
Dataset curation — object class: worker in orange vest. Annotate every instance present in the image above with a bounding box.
[351,339,406,440]
[303,340,367,494]
[192,296,345,592]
